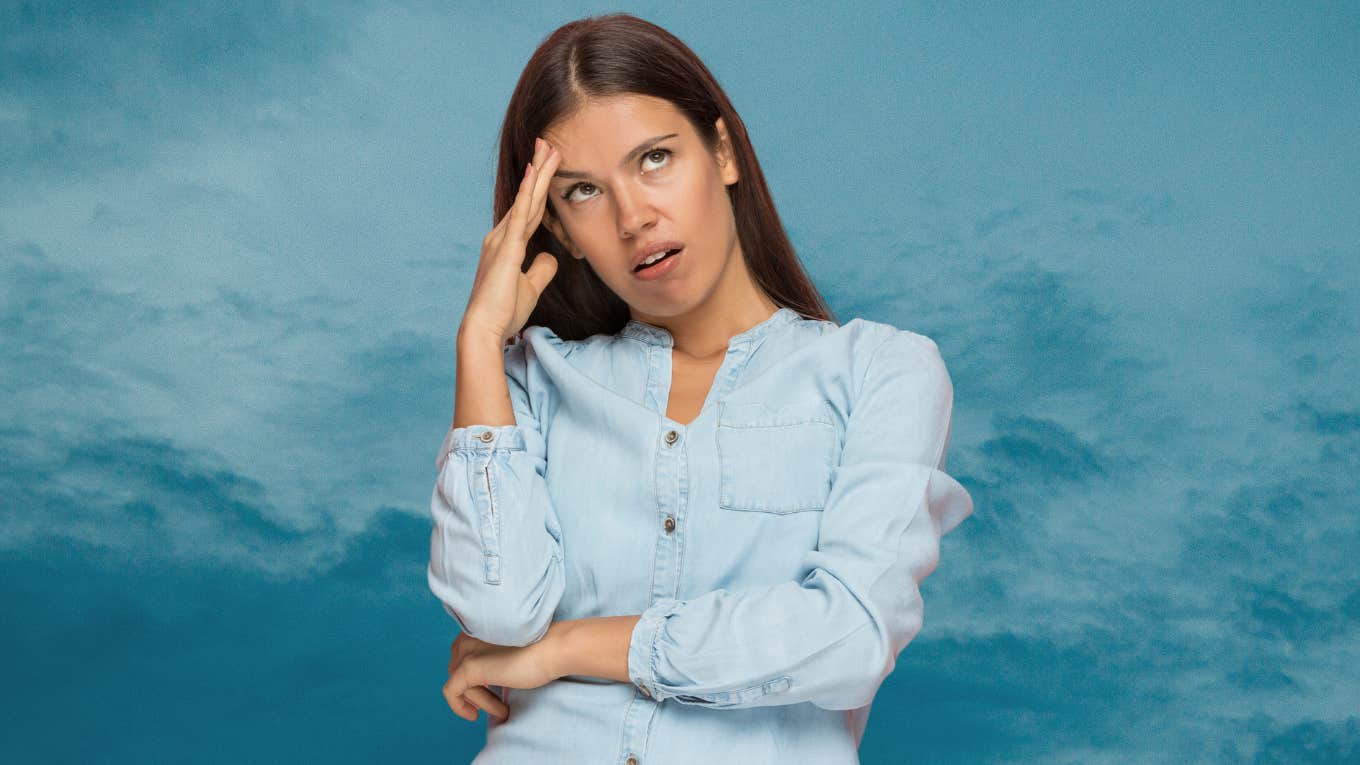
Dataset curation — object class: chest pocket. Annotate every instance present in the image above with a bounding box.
[716,400,838,514]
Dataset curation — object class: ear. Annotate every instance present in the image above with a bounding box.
[714,117,740,186]
[542,208,585,260]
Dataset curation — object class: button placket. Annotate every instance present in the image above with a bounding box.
[661,429,679,533]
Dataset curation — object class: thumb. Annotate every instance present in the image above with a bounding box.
[525,251,559,295]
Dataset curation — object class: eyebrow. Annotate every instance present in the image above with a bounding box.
[552,133,680,180]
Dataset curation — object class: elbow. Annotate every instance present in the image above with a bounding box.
[427,557,564,647]
[808,644,894,711]
[811,603,925,711]
[433,589,556,647]
[811,513,942,710]
[456,604,553,647]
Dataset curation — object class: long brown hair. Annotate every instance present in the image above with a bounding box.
[493,13,837,342]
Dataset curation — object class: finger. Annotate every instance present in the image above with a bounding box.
[488,161,535,256]
[446,658,481,707]
[442,680,477,721]
[487,137,554,264]
[506,162,537,242]
[464,685,509,721]
[522,140,560,228]
[485,160,534,250]
[507,137,551,241]
[484,214,509,251]
[521,144,561,241]
[486,207,515,255]
[448,638,464,675]
[525,251,559,296]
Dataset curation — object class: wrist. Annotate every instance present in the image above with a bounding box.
[540,619,579,680]
[537,616,639,684]
[458,320,510,349]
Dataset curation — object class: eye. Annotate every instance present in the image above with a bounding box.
[642,147,672,170]
[561,147,674,204]
[562,182,598,203]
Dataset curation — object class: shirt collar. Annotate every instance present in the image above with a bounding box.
[619,306,802,348]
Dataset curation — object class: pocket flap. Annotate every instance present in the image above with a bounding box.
[717,400,833,428]
[716,400,838,513]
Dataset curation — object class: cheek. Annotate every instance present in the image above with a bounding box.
[670,172,721,219]
[696,175,734,224]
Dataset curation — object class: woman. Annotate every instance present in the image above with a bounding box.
[428,13,973,764]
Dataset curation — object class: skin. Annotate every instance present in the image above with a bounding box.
[445,93,782,723]
[539,94,780,364]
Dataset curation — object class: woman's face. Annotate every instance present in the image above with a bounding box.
[540,94,744,321]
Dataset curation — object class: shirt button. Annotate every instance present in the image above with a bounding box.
[663,516,675,533]
[664,429,678,445]
[478,431,494,443]
[634,678,650,697]
[626,757,639,765]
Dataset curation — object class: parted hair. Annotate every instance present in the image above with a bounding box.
[493,12,836,341]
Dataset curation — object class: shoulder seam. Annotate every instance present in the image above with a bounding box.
[856,328,899,403]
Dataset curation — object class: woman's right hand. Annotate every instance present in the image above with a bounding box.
[460,137,564,346]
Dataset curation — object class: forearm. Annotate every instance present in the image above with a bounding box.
[454,325,516,428]
[546,615,641,683]
[429,330,567,646]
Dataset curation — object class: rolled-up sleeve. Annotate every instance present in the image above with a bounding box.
[627,329,973,710]
[427,337,566,647]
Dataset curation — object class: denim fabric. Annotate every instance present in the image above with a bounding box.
[428,307,974,764]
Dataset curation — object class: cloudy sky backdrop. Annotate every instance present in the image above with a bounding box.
[2,1,1357,762]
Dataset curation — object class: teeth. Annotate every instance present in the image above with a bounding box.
[640,248,676,267]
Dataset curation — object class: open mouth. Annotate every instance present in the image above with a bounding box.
[635,248,682,273]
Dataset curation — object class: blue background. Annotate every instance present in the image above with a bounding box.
[2,2,1357,762]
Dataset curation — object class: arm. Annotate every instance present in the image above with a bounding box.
[427,329,567,647]
[543,615,640,684]
[596,330,973,710]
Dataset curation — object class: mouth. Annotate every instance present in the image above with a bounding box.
[633,247,684,273]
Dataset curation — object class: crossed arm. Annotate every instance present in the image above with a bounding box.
[543,615,639,683]
[435,328,972,712]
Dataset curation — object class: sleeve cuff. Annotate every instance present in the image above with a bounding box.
[449,424,526,454]
[627,597,686,701]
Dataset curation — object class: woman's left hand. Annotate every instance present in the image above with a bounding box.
[443,630,562,722]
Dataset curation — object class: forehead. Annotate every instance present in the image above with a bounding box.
[543,95,691,153]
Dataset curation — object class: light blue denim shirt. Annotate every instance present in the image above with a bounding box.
[428,306,974,764]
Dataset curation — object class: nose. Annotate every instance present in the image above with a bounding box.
[614,182,657,239]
